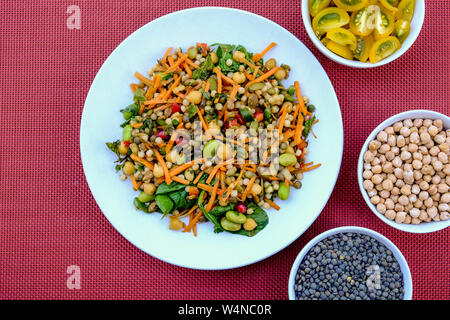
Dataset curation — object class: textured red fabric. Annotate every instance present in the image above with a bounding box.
[0,0,449,300]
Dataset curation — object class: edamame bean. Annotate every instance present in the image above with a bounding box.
[278,182,290,200]
[138,191,154,203]
[225,211,247,224]
[187,47,198,60]
[220,217,241,231]
[248,82,265,92]
[123,124,132,142]
[279,153,298,167]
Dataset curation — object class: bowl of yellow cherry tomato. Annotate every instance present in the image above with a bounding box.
[302,0,425,67]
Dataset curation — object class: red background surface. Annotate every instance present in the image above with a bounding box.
[0,0,449,300]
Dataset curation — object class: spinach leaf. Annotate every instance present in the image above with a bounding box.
[134,197,148,213]
[188,103,197,119]
[208,204,235,217]
[236,204,269,237]
[210,43,240,73]
[133,88,146,103]
[155,194,174,215]
[192,54,214,80]
[303,116,316,138]
[120,103,139,120]
[168,189,194,210]
[156,181,186,195]
[197,191,224,233]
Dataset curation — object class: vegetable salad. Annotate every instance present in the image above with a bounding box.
[107,42,320,236]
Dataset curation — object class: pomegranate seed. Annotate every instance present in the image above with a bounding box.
[171,103,181,114]
[156,130,169,140]
[123,141,130,147]
[236,203,247,214]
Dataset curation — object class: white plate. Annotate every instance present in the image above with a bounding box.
[80,7,344,270]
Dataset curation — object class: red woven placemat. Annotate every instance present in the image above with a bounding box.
[0,0,448,300]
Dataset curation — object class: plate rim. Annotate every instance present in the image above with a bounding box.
[80,6,344,270]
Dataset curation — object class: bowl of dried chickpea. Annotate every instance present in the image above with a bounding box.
[358,110,450,233]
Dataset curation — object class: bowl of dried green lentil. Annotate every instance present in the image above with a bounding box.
[288,226,412,300]
[358,110,450,233]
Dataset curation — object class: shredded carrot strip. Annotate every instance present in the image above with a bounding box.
[185,210,203,232]
[206,181,219,212]
[302,163,322,172]
[134,72,152,87]
[166,55,187,73]
[167,56,175,68]
[265,198,280,210]
[169,158,206,177]
[132,122,143,129]
[144,98,177,106]
[295,81,308,116]
[241,176,256,202]
[193,171,205,184]
[130,153,154,170]
[195,104,208,132]
[223,169,246,201]
[245,67,280,89]
[130,83,139,93]
[278,106,288,136]
[160,75,181,100]
[184,57,200,69]
[162,47,173,64]
[252,42,277,62]
[214,67,222,94]
[229,85,239,99]
[198,183,214,192]
[172,175,190,185]
[204,80,210,92]
[184,63,192,77]
[294,112,304,146]
[189,187,199,196]
[130,175,141,191]
[166,123,183,153]
[154,149,172,185]
[220,171,225,190]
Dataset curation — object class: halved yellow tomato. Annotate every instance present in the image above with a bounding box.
[352,35,374,62]
[369,36,401,63]
[312,7,350,33]
[321,37,331,46]
[326,40,354,60]
[309,0,332,17]
[393,19,410,42]
[334,0,369,12]
[350,6,376,36]
[373,7,395,39]
[326,28,357,50]
[380,0,399,12]
[396,0,415,21]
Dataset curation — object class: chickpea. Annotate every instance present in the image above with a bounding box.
[396,135,406,147]
[437,183,449,194]
[398,195,409,206]
[143,183,156,195]
[404,214,412,224]
[440,212,450,221]
[411,217,421,225]
[432,160,443,172]
[420,131,432,144]
[363,170,373,180]
[409,132,420,144]
[413,119,423,128]
[370,195,381,205]
[363,151,375,162]
[363,180,374,191]
[274,68,286,80]
[251,184,262,195]
[376,131,388,142]
[169,217,185,231]
[372,165,382,174]
[369,140,381,151]
[153,163,164,178]
[233,50,245,62]
[427,207,438,219]
[441,193,450,203]
[395,211,406,223]
[186,91,202,104]
[382,179,393,191]
[399,127,411,137]
[379,144,390,154]
[391,187,400,196]
[210,51,219,64]
[376,203,386,214]
[392,157,403,169]
[385,210,396,220]
[403,119,413,128]
[371,174,383,185]
[243,218,257,231]
[123,161,135,175]
[118,141,129,155]
[232,72,246,84]
[409,208,420,218]
[393,121,403,132]
[423,119,433,128]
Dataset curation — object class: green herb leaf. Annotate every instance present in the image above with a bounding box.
[192,54,214,80]
[134,197,149,213]
[303,116,316,138]
[155,194,174,215]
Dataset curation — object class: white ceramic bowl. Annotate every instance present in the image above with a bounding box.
[301,0,425,68]
[358,110,450,233]
[288,226,413,300]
